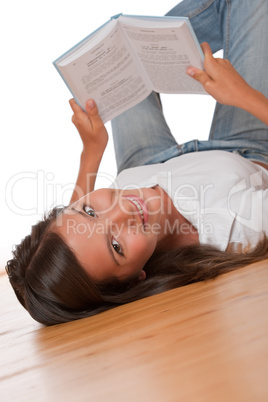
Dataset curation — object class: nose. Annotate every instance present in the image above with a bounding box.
[103,198,139,235]
[108,197,135,222]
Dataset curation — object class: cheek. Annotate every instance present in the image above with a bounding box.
[128,235,156,263]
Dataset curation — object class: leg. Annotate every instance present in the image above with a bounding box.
[111,1,220,173]
[209,0,268,144]
[113,0,268,173]
[112,1,220,173]
[111,92,179,173]
[167,0,268,148]
[166,0,224,54]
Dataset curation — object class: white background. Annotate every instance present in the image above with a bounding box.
[1,0,217,269]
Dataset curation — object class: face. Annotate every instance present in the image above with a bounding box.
[53,187,170,285]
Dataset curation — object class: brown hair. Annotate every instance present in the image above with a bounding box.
[6,206,268,325]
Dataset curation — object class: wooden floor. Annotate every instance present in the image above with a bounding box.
[1,260,268,402]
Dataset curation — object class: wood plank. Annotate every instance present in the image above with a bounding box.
[0,260,268,402]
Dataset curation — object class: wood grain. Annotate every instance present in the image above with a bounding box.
[1,260,268,402]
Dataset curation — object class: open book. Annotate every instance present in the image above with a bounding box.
[53,14,206,123]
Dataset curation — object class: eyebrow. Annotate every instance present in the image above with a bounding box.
[70,207,120,266]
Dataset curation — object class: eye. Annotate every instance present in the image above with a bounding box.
[83,204,96,217]
[111,237,124,256]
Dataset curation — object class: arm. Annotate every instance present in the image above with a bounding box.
[186,43,268,126]
[69,99,108,204]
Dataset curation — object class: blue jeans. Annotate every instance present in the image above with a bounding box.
[111,0,268,173]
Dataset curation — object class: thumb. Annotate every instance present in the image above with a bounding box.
[85,99,98,114]
[186,66,210,86]
[85,99,104,128]
[186,41,214,86]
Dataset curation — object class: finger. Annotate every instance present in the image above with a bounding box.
[201,42,218,76]
[71,114,77,126]
[85,99,104,129]
[186,66,211,88]
[69,98,85,115]
[85,99,97,114]
[200,42,214,59]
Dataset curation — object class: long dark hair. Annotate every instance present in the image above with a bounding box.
[6,206,268,325]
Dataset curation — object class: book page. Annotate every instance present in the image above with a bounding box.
[56,22,151,123]
[120,17,206,94]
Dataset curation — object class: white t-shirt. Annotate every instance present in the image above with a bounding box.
[111,151,268,251]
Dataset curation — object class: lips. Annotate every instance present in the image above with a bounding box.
[122,195,148,225]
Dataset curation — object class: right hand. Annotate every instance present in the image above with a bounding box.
[69,98,108,154]
[186,42,254,109]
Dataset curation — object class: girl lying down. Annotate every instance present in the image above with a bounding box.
[6,0,268,324]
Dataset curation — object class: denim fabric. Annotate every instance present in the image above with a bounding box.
[177,139,268,164]
[111,0,268,173]
[111,92,180,172]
